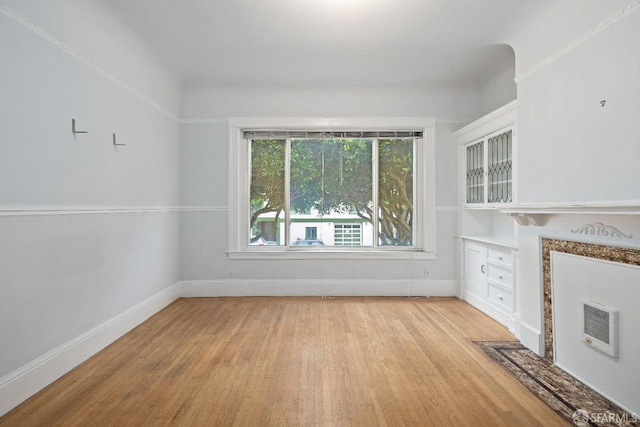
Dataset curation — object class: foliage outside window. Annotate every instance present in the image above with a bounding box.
[228,117,436,260]
[250,137,415,248]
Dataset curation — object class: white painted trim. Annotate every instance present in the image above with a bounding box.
[180,279,457,298]
[518,322,543,356]
[180,118,228,124]
[179,206,229,212]
[0,279,461,416]
[227,116,437,256]
[227,250,436,261]
[463,291,514,331]
[0,283,181,417]
[436,118,474,125]
[458,235,517,249]
[514,0,640,83]
[228,116,436,130]
[512,312,522,340]
[0,4,180,122]
[0,207,182,217]
[453,100,517,144]
[501,200,640,216]
[185,117,466,126]
[0,206,227,217]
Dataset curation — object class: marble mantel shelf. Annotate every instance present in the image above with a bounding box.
[500,201,640,226]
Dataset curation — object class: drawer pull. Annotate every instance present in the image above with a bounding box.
[481,265,485,274]
[498,256,503,260]
[498,295,504,301]
[498,274,503,280]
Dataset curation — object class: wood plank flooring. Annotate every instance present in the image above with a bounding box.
[0,297,567,426]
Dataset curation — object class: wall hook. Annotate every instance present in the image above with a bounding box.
[113,133,125,146]
[72,119,88,134]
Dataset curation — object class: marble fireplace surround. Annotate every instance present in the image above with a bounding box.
[541,237,640,361]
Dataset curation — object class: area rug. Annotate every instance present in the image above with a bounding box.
[475,341,639,426]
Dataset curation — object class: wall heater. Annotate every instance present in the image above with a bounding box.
[582,299,619,358]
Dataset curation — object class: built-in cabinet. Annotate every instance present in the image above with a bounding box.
[465,127,514,205]
[462,238,516,331]
[454,100,519,333]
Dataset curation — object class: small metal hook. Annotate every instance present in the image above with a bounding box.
[72,119,88,134]
[113,133,125,146]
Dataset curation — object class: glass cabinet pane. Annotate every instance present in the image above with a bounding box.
[487,130,512,203]
[466,141,484,203]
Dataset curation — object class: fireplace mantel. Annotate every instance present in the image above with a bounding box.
[500,201,640,226]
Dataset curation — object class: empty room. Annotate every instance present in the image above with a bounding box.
[1,0,639,425]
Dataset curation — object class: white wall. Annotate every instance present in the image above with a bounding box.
[0,1,181,414]
[512,1,640,204]
[553,252,640,413]
[180,84,479,294]
[506,0,640,343]
[503,0,640,414]
[478,44,517,115]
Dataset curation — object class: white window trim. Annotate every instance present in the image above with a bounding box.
[228,117,437,260]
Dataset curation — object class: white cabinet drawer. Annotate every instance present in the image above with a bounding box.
[488,283,513,312]
[460,237,517,331]
[487,264,512,288]
[487,248,512,266]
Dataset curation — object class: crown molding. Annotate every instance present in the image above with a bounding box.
[0,4,180,122]
[515,0,640,83]
[180,118,229,124]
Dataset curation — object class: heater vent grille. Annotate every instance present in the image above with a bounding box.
[584,304,610,344]
[582,300,618,358]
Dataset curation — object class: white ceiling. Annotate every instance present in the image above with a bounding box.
[100,0,531,88]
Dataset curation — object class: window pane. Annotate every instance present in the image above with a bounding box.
[290,139,373,246]
[305,227,317,240]
[378,139,413,246]
[466,141,484,204]
[487,130,512,203]
[250,139,285,246]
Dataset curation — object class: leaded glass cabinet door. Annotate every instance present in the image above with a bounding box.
[487,130,512,203]
[466,141,484,204]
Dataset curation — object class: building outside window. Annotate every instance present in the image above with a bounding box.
[228,117,436,260]
[334,224,362,246]
[305,226,317,240]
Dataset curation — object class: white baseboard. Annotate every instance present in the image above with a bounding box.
[180,279,457,298]
[0,283,181,417]
[518,322,543,356]
[0,279,456,417]
[512,312,522,339]
[462,291,514,330]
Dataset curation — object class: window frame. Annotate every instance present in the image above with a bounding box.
[228,117,436,260]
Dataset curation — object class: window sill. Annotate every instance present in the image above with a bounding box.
[227,249,436,260]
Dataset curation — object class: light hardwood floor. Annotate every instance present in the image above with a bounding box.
[0,297,567,426]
